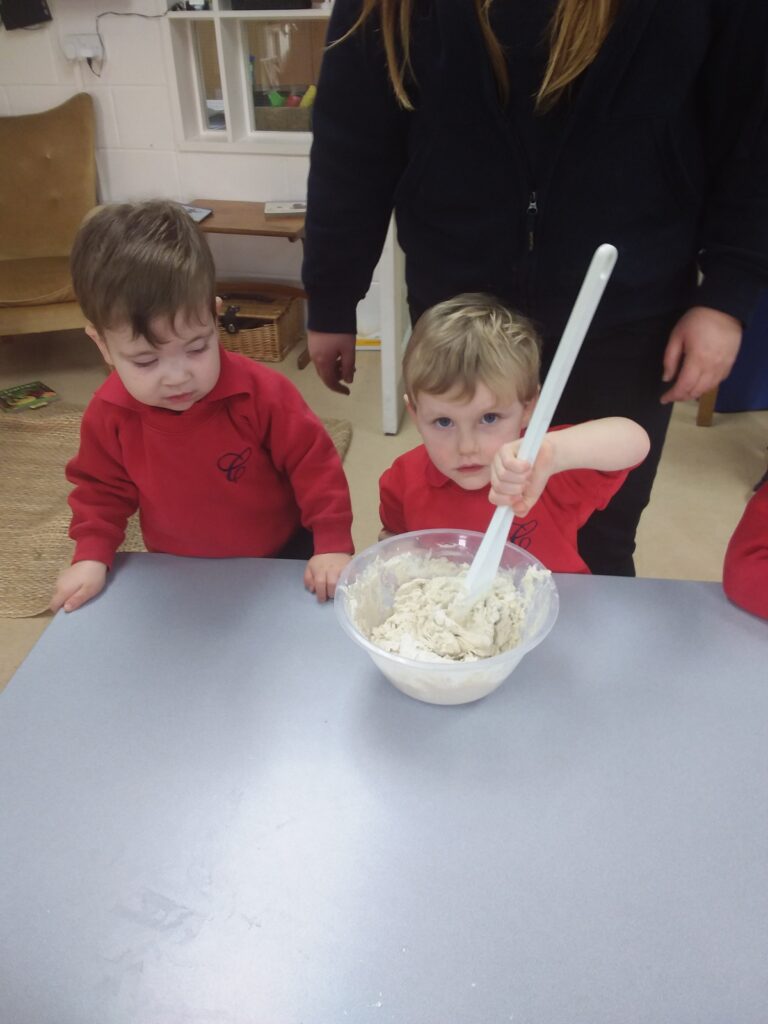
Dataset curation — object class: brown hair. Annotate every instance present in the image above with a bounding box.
[403,293,541,407]
[337,0,619,112]
[70,200,217,347]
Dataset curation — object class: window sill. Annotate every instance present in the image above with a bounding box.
[177,132,312,156]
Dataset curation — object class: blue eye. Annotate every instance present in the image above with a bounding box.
[434,416,453,428]
[481,412,499,425]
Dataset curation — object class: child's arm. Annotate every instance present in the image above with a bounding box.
[260,376,354,560]
[66,404,139,566]
[379,461,407,537]
[490,418,650,516]
[50,561,108,613]
[723,482,768,619]
[304,552,353,602]
[51,403,139,612]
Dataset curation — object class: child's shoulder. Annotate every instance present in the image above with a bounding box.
[222,348,277,385]
[752,478,768,509]
[220,348,302,399]
[740,479,768,528]
[382,445,433,486]
[85,372,136,419]
[389,444,430,472]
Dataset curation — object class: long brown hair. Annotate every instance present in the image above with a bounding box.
[338,0,619,112]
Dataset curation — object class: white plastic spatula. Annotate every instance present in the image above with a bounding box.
[462,243,619,606]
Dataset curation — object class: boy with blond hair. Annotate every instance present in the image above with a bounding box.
[52,200,353,613]
[380,294,650,573]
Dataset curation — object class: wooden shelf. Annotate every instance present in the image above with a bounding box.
[191,199,305,241]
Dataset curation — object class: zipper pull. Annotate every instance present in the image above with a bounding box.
[526,190,538,252]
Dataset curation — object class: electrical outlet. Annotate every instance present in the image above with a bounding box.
[62,34,104,62]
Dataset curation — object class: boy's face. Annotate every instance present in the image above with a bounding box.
[409,382,536,490]
[87,307,220,412]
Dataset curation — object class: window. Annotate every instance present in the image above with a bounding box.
[194,21,225,131]
[166,2,331,154]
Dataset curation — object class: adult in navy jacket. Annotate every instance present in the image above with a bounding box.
[302,0,768,575]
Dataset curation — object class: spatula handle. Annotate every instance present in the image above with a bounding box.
[463,244,618,603]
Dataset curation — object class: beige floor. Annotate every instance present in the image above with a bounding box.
[2,329,766,689]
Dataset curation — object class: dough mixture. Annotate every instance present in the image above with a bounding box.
[350,554,550,663]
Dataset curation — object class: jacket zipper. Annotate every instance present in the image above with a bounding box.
[526,190,538,252]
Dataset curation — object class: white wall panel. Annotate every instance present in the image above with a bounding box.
[112,86,174,150]
[96,148,180,202]
[87,86,120,151]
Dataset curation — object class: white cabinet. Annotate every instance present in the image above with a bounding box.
[165,2,331,154]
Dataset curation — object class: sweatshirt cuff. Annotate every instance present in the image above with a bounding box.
[311,522,355,555]
[72,538,117,570]
[696,266,768,328]
[306,292,359,335]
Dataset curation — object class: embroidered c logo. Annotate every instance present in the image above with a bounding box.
[217,447,252,482]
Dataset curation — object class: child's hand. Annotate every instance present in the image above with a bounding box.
[304,552,352,602]
[50,560,108,613]
[490,437,556,516]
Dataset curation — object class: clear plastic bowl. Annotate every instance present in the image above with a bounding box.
[334,529,559,705]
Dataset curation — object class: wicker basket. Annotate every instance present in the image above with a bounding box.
[217,285,305,363]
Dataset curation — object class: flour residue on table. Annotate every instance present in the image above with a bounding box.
[348,553,551,663]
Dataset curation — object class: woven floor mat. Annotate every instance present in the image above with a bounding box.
[0,402,352,618]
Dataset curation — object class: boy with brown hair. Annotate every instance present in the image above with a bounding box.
[52,200,353,613]
[380,294,650,573]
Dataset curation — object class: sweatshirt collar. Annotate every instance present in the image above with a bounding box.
[94,346,249,413]
[424,456,492,497]
[426,458,452,488]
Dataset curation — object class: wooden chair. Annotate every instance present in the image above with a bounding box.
[697,387,719,427]
[0,94,96,340]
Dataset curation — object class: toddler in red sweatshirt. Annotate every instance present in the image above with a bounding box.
[51,200,353,613]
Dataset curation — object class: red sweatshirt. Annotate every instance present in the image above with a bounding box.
[67,348,354,567]
[379,443,629,574]
[723,482,768,619]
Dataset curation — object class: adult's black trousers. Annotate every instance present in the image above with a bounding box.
[544,312,679,577]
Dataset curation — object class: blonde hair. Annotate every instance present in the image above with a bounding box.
[403,294,541,407]
[337,0,619,112]
[70,200,217,347]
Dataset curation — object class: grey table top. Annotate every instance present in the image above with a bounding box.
[1,553,767,1024]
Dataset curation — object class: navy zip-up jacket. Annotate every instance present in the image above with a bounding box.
[303,0,768,342]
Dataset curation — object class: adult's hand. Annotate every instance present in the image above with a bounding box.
[308,329,356,395]
[661,306,742,404]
